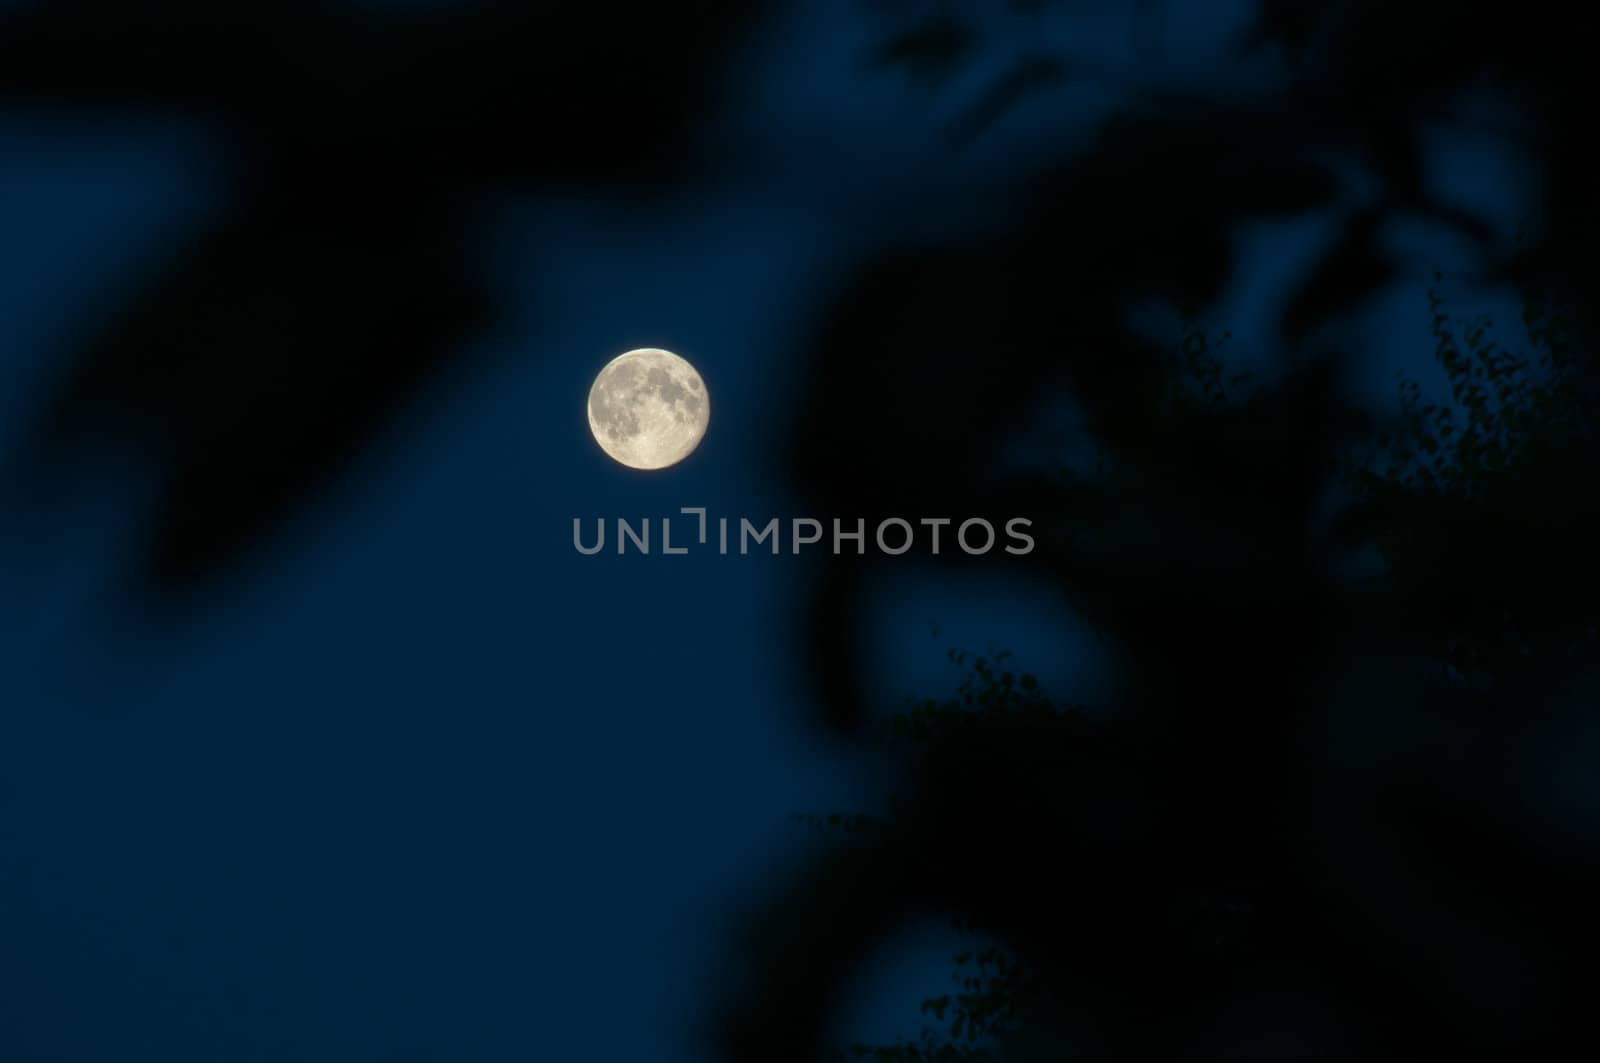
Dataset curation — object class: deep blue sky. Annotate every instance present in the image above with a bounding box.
[0,2,1530,1060]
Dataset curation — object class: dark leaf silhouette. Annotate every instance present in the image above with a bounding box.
[717,3,1600,1060]
[1279,207,1394,343]
[867,16,979,84]
[0,0,767,601]
[942,54,1073,147]
[18,182,491,591]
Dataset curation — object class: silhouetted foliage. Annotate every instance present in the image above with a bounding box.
[6,1,1598,1058]
[812,274,1595,1059]
[799,652,1056,1061]
[718,3,1599,1061]
[1352,271,1598,681]
[0,0,765,603]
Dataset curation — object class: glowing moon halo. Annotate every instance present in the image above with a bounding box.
[586,348,710,470]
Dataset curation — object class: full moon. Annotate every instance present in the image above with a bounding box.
[586,348,710,470]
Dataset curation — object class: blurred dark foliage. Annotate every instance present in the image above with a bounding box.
[0,0,761,596]
[4,0,1599,1059]
[716,2,1599,1061]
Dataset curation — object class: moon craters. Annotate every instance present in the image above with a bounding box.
[587,348,710,470]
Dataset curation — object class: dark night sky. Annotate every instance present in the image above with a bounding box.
[0,2,1531,1060]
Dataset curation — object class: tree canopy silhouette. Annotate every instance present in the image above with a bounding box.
[4,2,1596,1058]
[795,274,1596,1060]
[0,0,764,599]
[716,3,1598,1061]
